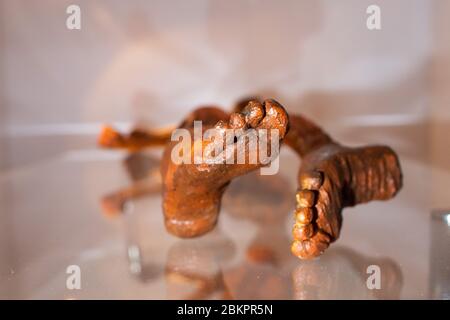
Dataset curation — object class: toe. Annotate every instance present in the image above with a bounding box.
[214,120,229,130]
[291,231,331,260]
[258,99,289,137]
[300,171,324,190]
[296,190,316,208]
[295,207,314,225]
[212,120,230,144]
[229,113,246,129]
[242,100,265,128]
[293,223,314,240]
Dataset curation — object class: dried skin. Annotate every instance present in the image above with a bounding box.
[288,115,403,259]
[161,99,289,238]
[97,98,403,261]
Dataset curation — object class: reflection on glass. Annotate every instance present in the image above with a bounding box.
[98,151,404,299]
[292,247,403,300]
[165,230,235,300]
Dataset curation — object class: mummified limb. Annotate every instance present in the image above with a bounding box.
[97,99,402,260]
[233,99,402,259]
[284,114,334,157]
[287,114,402,259]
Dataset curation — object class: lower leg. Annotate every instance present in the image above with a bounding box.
[285,114,335,157]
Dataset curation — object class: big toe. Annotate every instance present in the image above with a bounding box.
[258,99,289,137]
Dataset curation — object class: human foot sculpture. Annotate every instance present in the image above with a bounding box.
[160,99,289,237]
[98,98,402,260]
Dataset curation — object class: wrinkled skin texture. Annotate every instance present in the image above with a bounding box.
[289,142,402,259]
[98,98,403,260]
[284,114,402,259]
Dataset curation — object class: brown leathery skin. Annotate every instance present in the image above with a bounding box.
[291,141,402,260]
[161,99,289,238]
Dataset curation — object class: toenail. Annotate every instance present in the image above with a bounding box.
[300,171,323,190]
[295,207,314,225]
[296,190,316,208]
[293,224,314,239]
